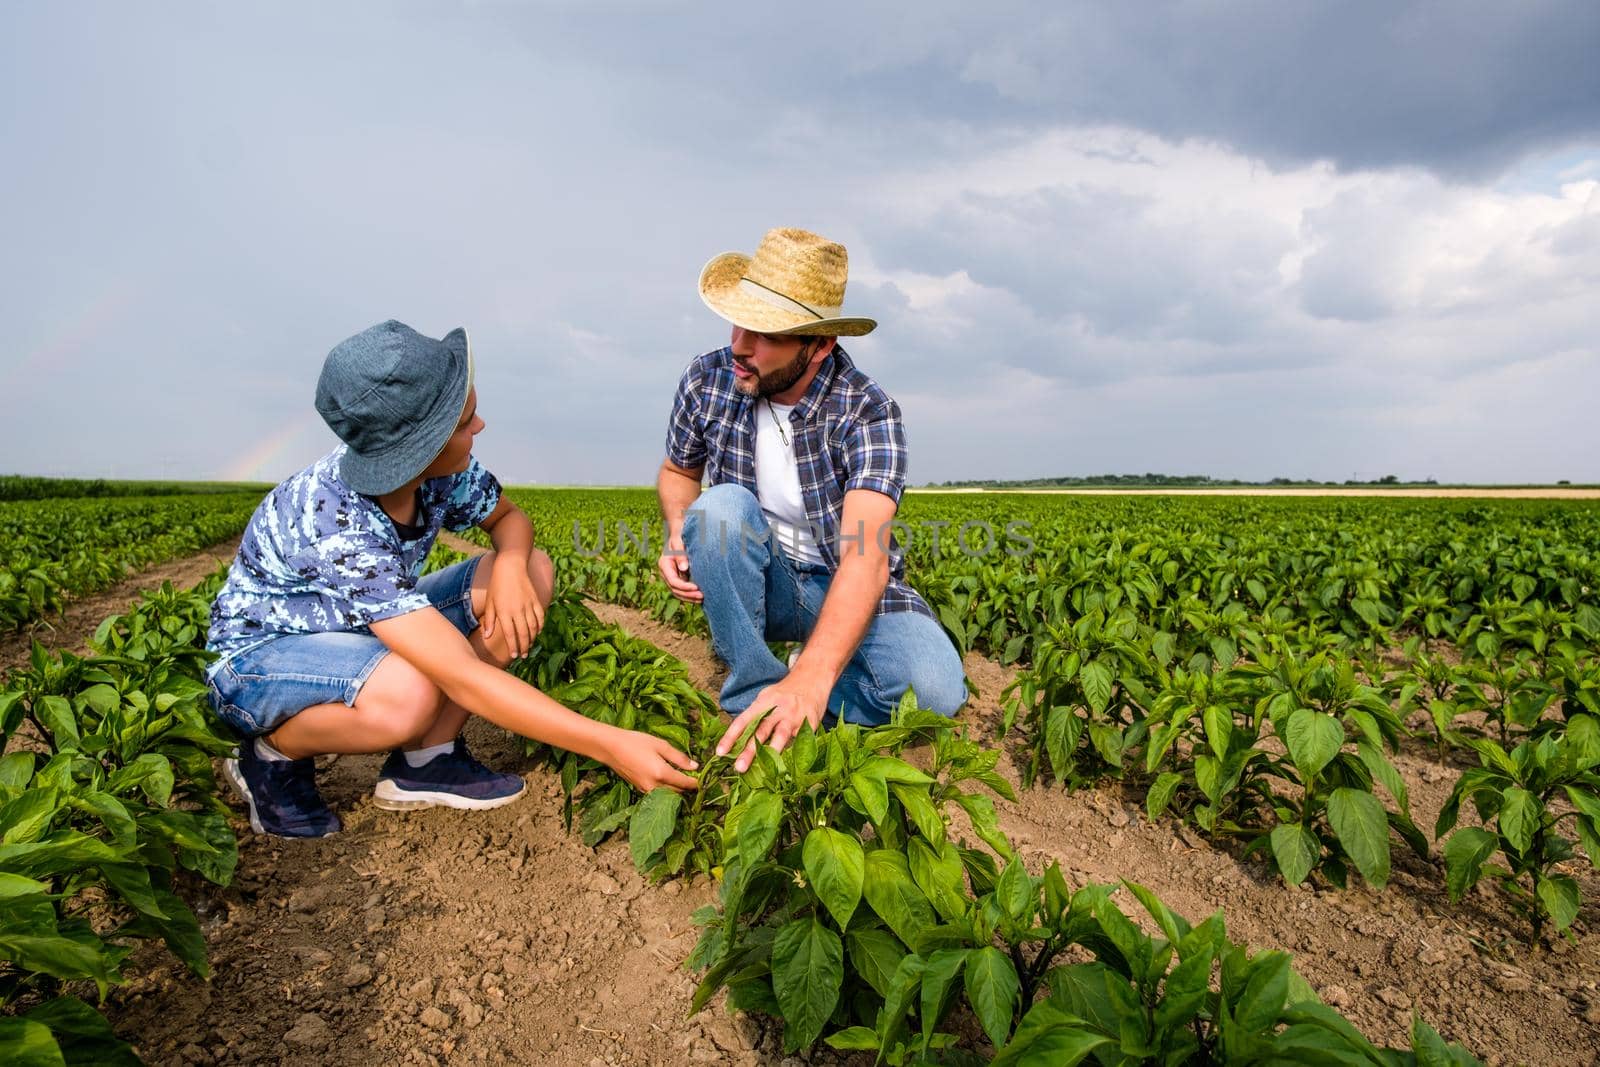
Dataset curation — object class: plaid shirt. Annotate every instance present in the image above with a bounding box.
[666,345,933,618]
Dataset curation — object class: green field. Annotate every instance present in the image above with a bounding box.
[6,485,1599,1063]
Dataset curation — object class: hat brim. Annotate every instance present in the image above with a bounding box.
[339,327,474,495]
[698,252,877,337]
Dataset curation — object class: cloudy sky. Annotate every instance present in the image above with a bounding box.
[3,2,1597,485]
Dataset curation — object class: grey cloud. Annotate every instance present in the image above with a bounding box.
[492,1,1600,176]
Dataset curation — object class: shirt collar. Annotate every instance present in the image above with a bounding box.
[793,344,849,423]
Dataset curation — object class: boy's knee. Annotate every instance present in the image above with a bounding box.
[528,547,554,592]
[358,660,443,745]
[480,635,517,670]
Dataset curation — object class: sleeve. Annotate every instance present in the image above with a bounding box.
[311,524,432,627]
[843,399,908,505]
[441,455,503,531]
[664,360,708,470]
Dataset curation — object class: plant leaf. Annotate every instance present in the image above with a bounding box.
[770,915,843,1051]
[964,946,1021,1048]
[1443,828,1498,902]
[802,827,865,931]
[1498,787,1538,857]
[1284,709,1342,780]
[1269,824,1320,886]
[1326,788,1390,889]
[628,788,681,870]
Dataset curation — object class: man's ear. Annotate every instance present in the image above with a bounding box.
[810,336,838,366]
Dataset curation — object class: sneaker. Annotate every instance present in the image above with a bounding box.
[372,739,527,812]
[223,745,341,839]
[787,642,804,668]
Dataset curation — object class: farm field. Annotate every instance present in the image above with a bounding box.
[3,485,1599,1065]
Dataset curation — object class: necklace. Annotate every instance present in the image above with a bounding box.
[764,399,791,447]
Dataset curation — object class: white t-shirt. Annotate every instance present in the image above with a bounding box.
[754,399,824,566]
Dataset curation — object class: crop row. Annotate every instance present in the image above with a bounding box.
[494,490,1600,939]
[0,495,259,631]
[0,576,237,1064]
[506,594,1482,1063]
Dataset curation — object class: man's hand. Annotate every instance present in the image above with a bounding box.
[603,729,701,792]
[717,673,832,773]
[657,531,703,604]
[481,554,544,660]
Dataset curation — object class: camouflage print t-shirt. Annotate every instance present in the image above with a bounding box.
[205,447,501,669]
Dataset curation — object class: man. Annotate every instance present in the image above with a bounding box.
[656,227,967,772]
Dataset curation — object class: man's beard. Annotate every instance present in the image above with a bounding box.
[734,343,813,398]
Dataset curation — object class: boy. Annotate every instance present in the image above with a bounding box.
[207,319,697,838]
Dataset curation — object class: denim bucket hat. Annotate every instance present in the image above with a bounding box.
[314,320,475,495]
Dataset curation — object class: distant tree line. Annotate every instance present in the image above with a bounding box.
[0,475,267,501]
[926,473,1443,489]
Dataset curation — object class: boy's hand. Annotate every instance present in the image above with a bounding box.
[717,674,830,773]
[657,532,703,603]
[605,730,700,792]
[481,554,544,660]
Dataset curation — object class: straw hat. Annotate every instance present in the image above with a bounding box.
[698,227,877,337]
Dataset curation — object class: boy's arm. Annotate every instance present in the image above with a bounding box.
[476,495,542,658]
[715,488,894,770]
[371,608,698,791]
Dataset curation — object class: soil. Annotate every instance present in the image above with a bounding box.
[4,544,1596,1066]
[0,536,243,678]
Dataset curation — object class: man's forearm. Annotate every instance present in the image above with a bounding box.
[788,555,888,691]
[657,461,702,538]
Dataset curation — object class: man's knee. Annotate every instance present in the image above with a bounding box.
[684,484,761,548]
[888,620,968,716]
[904,661,968,716]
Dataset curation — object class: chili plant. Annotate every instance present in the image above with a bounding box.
[1003,607,1157,788]
[510,593,723,844]
[686,696,1014,1056]
[0,582,237,1066]
[1436,714,1600,942]
[1233,641,1428,888]
[989,876,1481,1065]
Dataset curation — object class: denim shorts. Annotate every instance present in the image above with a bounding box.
[206,557,483,738]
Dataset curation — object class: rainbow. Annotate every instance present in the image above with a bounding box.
[222,410,328,482]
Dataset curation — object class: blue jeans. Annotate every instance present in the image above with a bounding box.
[682,484,966,724]
[206,557,483,737]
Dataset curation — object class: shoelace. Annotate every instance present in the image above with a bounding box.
[442,741,494,777]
